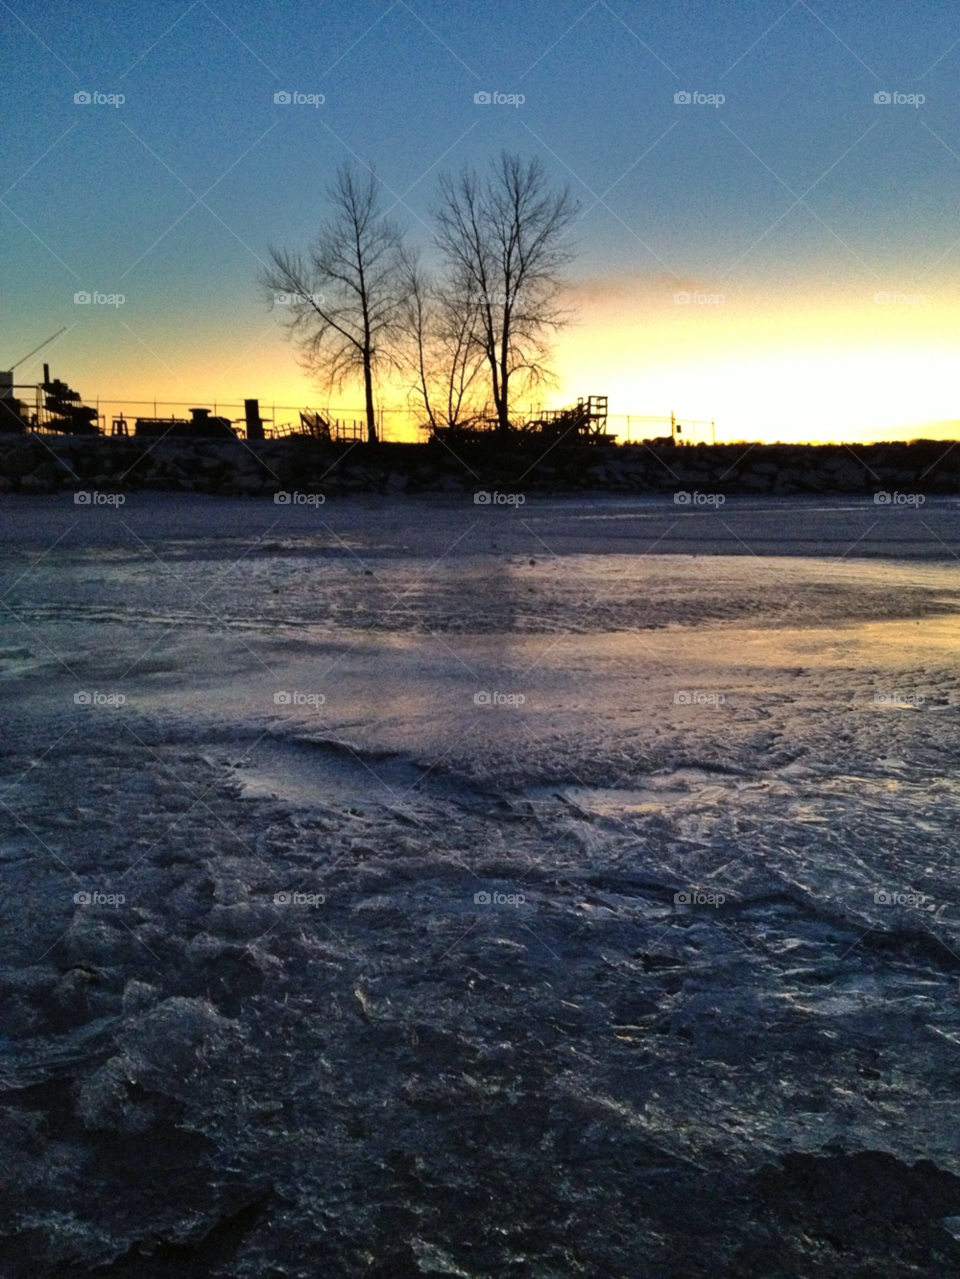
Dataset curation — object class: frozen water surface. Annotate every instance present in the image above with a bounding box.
[3,492,960,1275]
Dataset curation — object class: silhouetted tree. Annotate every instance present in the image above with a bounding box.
[397,250,487,432]
[433,153,578,436]
[261,164,405,443]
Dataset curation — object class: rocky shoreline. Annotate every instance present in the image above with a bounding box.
[0,433,957,497]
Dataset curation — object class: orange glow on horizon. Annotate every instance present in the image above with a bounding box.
[28,274,960,446]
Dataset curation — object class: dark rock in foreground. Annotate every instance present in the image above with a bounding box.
[0,433,958,498]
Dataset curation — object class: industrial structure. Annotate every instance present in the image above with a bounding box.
[1,328,109,434]
[0,351,367,445]
[126,408,236,440]
[430,395,614,445]
[1,364,101,434]
[0,340,711,446]
[284,411,365,442]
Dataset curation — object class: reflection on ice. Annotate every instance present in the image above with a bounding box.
[5,495,960,1274]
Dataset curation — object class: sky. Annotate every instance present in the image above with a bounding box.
[3,0,960,442]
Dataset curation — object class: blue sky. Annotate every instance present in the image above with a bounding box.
[3,0,960,439]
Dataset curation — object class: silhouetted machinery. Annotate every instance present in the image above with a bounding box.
[0,338,102,433]
[0,371,23,432]
[298,411,364,441]
[1,332,64,432]
[431,395,613,445]
[134,407,236,439]
[40,364,100,434]
[299,410,333,440]
[518,395,611,442]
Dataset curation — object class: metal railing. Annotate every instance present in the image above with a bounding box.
[609,414,716,445]
[13,396,388,441]
[6,391,717,445]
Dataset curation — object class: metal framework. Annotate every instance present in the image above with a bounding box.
[16,372,100,434]
[431,395,613,445]
[296,411,365,442]
[519,395,611,442]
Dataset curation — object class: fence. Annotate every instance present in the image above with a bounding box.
[11,391,716,445]
[607,414,716,445]
[21,398,395,441]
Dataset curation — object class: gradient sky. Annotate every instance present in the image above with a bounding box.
[3,0,960,441]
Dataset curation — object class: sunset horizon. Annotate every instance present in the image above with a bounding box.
[5,5,960,1275]
[6,2,960,445]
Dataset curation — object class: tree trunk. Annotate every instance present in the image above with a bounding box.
[497,346,510,436]
[363,356,378,444]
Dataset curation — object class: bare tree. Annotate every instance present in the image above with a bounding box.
[433,153,579,436]
[261,164,405,443]
[397,251,487,432]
